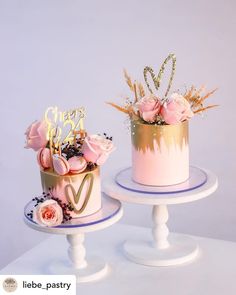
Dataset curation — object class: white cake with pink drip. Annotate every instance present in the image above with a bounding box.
[108,53,217,186]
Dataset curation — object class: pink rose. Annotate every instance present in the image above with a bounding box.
[25,120,48,151]
[33,199,63,227]
[160,93,194,125]
[136,94,161,123]
[81,135,115,165]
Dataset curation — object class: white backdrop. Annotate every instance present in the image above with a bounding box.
[0,0,235,269]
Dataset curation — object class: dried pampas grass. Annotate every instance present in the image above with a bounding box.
[184,86,218,114]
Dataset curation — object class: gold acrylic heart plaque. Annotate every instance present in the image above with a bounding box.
[65,173,94,214]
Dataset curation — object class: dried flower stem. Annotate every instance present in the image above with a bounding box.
[133,82,138,103]
[124,69,134,92]
[197,88,218,105]
[194,104,219,114]
[106,102,131,114]
[184,86,218,114]
[138,83,145,98]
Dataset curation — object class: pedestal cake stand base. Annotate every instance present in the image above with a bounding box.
[123,233,198,267]
[49,256,108,283]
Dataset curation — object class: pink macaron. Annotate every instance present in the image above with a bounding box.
[52,154,70,176]
[37,148,52,169]
[68,156,87,174]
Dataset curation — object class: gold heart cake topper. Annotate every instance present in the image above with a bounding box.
[143,53,176,98]
[65,173,94,214]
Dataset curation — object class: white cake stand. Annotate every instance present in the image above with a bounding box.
[102,167,218,267]
[24,194,123,283]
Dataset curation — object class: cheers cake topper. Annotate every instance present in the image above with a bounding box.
[44,106,86,148]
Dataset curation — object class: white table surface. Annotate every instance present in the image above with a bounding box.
[1,224,235,295]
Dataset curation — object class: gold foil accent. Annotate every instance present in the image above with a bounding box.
[65,173,94,214]
[131,119,188,152]
[143,53,176,97]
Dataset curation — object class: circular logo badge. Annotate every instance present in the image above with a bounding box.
[2,278,18,293]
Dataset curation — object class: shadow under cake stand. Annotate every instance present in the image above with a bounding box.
[24,194,123,283]
[102,166,218,267]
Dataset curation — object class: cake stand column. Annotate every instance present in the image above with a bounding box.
[67,234,87,269]
[24,195,123,283]
[103,167,218,267]
[123,202,199,266]
[152,205,170,249]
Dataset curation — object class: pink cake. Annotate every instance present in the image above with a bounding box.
[40,167,102,218]
[25,107,115,226]
[131,120,189,186]
[108,53,217,186]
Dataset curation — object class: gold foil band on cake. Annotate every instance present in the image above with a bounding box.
[131,120,188,152]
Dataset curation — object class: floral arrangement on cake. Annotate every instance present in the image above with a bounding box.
[25,106,115,226]
[26,189,74,226]
[107,54,218,125]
